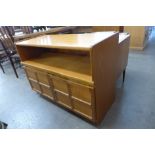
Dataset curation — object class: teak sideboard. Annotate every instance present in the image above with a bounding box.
[16,32,130,124]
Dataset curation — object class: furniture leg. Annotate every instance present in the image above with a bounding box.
[0,62,5,73]
[123,69,126,83]
[8,56,18,78]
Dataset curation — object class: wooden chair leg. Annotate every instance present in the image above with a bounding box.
[123,69,126,83]
[8,56,19,78]
[0,62,5,73]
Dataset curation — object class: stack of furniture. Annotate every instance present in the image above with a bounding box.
[14,26,77,42]
[16,32,130,124]
[81,26,152,51]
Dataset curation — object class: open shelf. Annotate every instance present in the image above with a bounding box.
[22,52,93,85]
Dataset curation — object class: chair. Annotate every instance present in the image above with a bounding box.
[32,26,46,32]
[0,50,6,73]
[0,121,7,129]
[0,62,4,73]
[21,26,33,34]
[0,26,20,78]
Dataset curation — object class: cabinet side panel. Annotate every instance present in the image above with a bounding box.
[117,36,130,78]
[92,33,119,124]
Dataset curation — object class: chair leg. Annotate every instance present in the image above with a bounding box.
[8,56,19,78]
[0,62,5,73]
[0,121,7,129]
[123,69,126,83]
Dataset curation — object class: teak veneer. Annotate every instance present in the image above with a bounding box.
[16,32,130,124]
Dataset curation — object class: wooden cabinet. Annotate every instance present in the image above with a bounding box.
[124,26,153,50]
[16,32,130,124]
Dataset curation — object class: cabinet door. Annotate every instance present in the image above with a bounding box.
[69,82,94,120]
[72,98,93,119]
[25,67,41,93]
[49,75,72,109]
[25,67,54,100]
[55,91,72,109]
[49,74,95,120]
[69,82,92,103]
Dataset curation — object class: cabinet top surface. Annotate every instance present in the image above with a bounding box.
[16,32,117,50]
[119,33,130,43]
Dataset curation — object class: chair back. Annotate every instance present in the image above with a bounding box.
[21,26,33,34]
[0,26,16,55]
